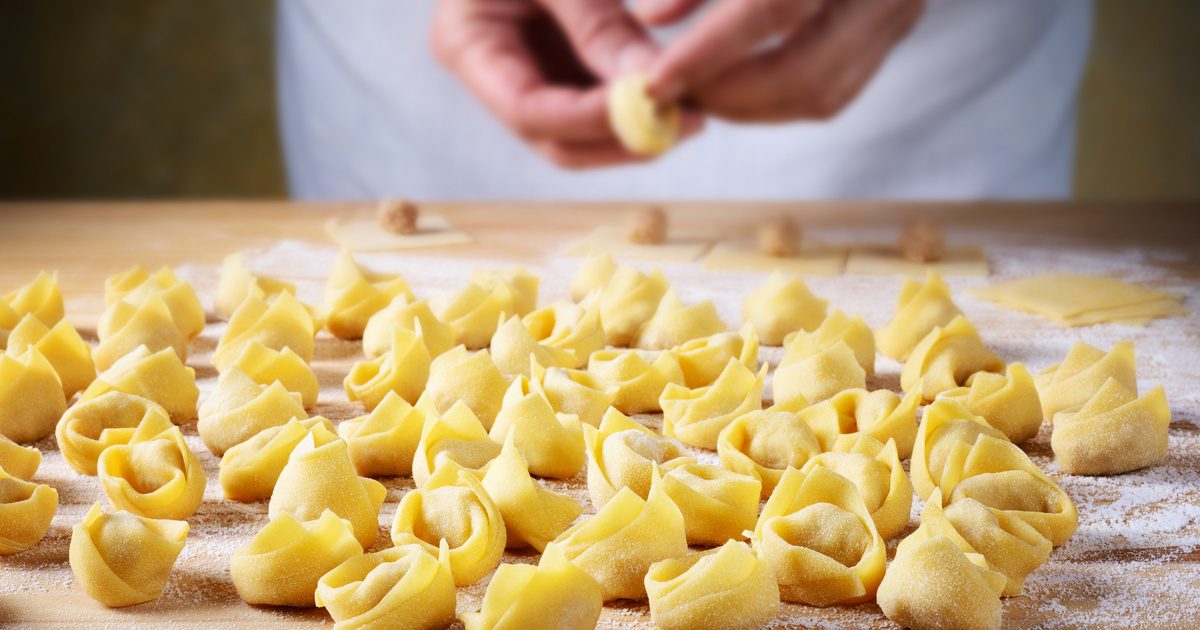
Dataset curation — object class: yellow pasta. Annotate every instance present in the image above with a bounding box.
[1052,378,1170,475]
[214,252,296,320]
[875,270,963,361]
[489,377,584,479]
[530,359,618,427]
[660,359,767,450]
[436,269,537,350]
[608,73,680,156]
[716,409,821,497]
[323,250,412,340]
[344,327,431,409]
[391,463,507,586]
[644,541,780,630]
[901,315,1004,401]
[553,468,688,601]
[0,347,67,443]
[3,271,64,328]
[521,299,605,369]
[911,398,1007,499]
[6,314,94,397]
[661,457,761,546]
[877,534,1006,630]
[224,341,319,408]
[69,502,188,607]
[337,391,427,478]
[411,400,501,487]
[800,434,913,540]
[462,543,602,630]
[0,432,41,480]
[673,323,759,389]
[219,416,335,502]
[212,290,317,371]
[569,251,616,303]
[0,299,18,349]
[481,433,583,551]
[794,387,922,459]
[937,363,1043,444]
[269,430,387,548]
[94,295,188,372]
[81,345,199,421]
[419,346,508,431]
[587,349,684,414]
[231,510,364,607]
[774,339,866,406]
[742,271,827,346]
[57,391,169,475]
[316,542,456,630]
[97,411,205,520]
[362,295,454,359]
[471,267,540,317]
[1037,340,1137,419]
[585,408,684,508]
[489,315,574,377]
[198,368,307,456]
[0,467,57,554]
[104,265,204,340]
[784,309,875,376]
[599,266,669,347]
[635,289,727,350]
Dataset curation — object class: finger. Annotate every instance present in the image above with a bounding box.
[535,111,705,169]
[647,0,827,101]
[632,0,706,27]
[539,0,659,79]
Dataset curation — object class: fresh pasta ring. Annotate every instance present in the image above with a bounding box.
[608,74,680,157]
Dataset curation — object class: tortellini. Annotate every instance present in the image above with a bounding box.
[742,271,827,346]
[937,362,1043,444]
[489,377,585,479]
[219,416,335,502]
[800,434,912,540]
[344,327,431,409]
[587,349,684,414]
[875,270,963,361]
[437,271,535,350]
[877,534,1006,630]
[411,401,501,487]
[660,359,766,450]
[0,348,67,443]
[337,391,427,478]
[1051,377,1170,475]
[784,309,875,376]
[57,391,169,475]
[716,409,822,497]
[910,399,1008,499]
[3,271,64,328]
[323,250,413,340]
[773,339,865,406]
[316,543,456,630]
[569,250,616,303]
[530,360,618,428]
[97,411,205,520]
[104,265,204,340]
[489,315,573,377]
[462,543,602,630]
[419,346,508,430]
[608,73,680,156]
[198,368,306,456]
[471,267,540,317]
[212,290,316,371]
[673,323,759,388]
[69,502,188,607]
[269,431,387,548]
[585,408,684,508]
[661,458,760,546]
[901,315,1004,401]
[0,467,58,554]
[522,299,605,369]
[752,467,886,606]
[0,299,18,349]
[599,266,669,347]
[231,510,364,607]
[795,387,922,459]
[81,345,199,421]
[223,341,318,408]
[0,433,41,481]
[391,463,507,586]
[1037,340,1137,419]
[214,252,296,320]
[635,289,726,350]
[95,295,188,372]
[363,295,454,359]
[553,468,688,601]
[644,541,780,630]
[6,314,95,397]
[482,434,582,551]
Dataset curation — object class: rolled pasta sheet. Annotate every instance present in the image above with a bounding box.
[598,266,669,347]
[938,363,1043,444]
[363,295,454,360]
[874,270,963,361]
[104,265,205,340]
[462,543,602,630]
[269,430,387,548]
[219,416,335,502]
[6,314,95,397]
[224,341,319,408]
[0,467,58,555]
[901,315,1004,402]
[742,272,827,347]
[57,392,168,475]
[212,290,316,371]
[801,434,913,541]
[716,409,821,497]
[489,315,573,378]
[1051,378,1170,475]
[323,250,413,340]
[69,502,188,607]
[0,433,41,481]
[338,391,427,478]
[794,387,922,459]
[751,467,886,606]
[673,323,759,389]
[553,468,688,601]
[231,510,363,607]
[391,464,507,586]
[97,411,205,520]
[0,348,67,443]
[521,300,605,370]
[911,399,1008,499]
[94,295,188,372]
[344,327,431,410]
[660,359,767,450]
[419,346,508,431]
[316,542,456,630]
[584,408,685,509]
[489,377,585,480]
[645,541,779,630]
[877,535,1006,630]
[661,458,760,546]
[198,368,307,456]
[569,251,616,303]
[530,359,618,428]
[773,340,866,406]
[411,401,501,487]
[3,271,64,327]
[80,345,199,421]
[1037,340,1137,420]
[587,349,684,414]
[634,290,727,351]
[482,433,582,551]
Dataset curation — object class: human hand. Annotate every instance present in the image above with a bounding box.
[638,0,926,122]
[431,0,703,169]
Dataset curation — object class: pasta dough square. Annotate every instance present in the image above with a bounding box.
[846,245,989,277]
[565,225,716,262]
[703,241,847,276]
[970,274,1187,326]
[325,216,473,251]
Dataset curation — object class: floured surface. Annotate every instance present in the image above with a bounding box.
[704,240,848,276]
[1,206,1198,629]
[325,215,473,252]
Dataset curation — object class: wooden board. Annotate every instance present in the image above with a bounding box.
[1,201,1199,628]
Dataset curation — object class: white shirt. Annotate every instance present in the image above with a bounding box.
[277,0,1093,201]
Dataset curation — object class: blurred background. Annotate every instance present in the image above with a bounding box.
[1,0,1197,200]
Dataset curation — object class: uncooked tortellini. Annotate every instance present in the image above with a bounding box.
[212,290,317,371]
[94,295,188,372]
[585,408,684,508]
[522,299,605,369]
[661,457,760,546]
[231,510,364,607]
[316,543,456,630]
[530,360,617,428]
[877,533,1006,630]
[344,327,431,409]
[97,411,205,520]
[214,252,296,320]
[1037,340,1137,419]
[411,401,501,487]
[0,467,58,555]
[938,363,1043,444]
[716,409,822,497]
[660,359,766,450]
[900,315,1003,401]
[0,347,67,443]
[742,271,827,346]
[3,271,64,328]
[223,341,319,408]
[489,377,585,479]
[363,295,454,359]
[419,346,508,431]
[219,416,335,502]
[801,434,913,540]
[437,269,536,350]
[875,270,963,361]
[81,345,199,421]
[0,433,41,481]
[644,541,780,630]
[599,266,669,347]
[323,250,412,340]
[795,387,922,459]
[489,315,573,377]
[337,391,427,478]
[635,290,726,350]
[1052,377,1169,475]
[673,323,759,388]
[784,309,875,376]
[910,399,1008,499]
[104,265,204,340]
[69,502,188,607]
[482,433,582,551]
[608,73,680,156]
[462,543,602,630]
[471,267,540,317]
[57,392,169,475]
[587,349,684,414]
[5,314,94,397]
[198,368,307,456]
[569,251,616,303]
[773,339,866,406]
